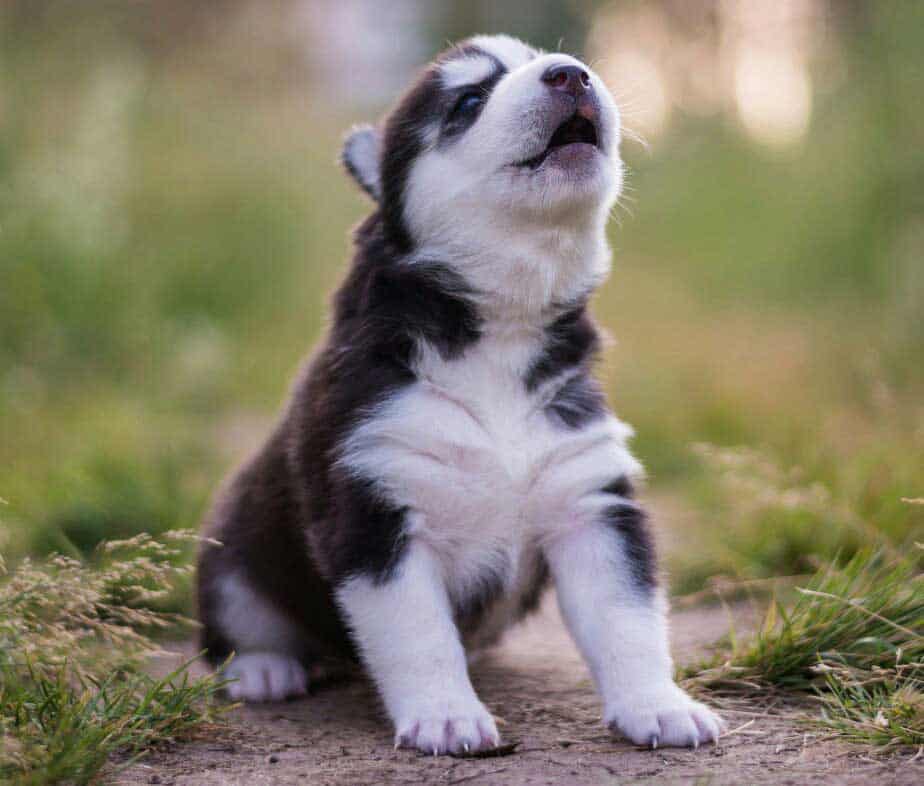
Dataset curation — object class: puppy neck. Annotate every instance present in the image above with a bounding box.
[408,204,611,326]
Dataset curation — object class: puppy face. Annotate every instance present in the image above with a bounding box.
[344,35,623,253]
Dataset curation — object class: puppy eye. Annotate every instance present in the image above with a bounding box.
[451,91,484,118]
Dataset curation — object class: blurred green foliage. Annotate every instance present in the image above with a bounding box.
[0,1,921,597]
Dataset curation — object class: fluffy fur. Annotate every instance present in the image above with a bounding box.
[197,34,723,755]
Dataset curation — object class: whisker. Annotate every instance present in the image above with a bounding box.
[621,125,651,152]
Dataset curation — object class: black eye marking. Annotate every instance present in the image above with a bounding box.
[442,87,490,138]
[439,59,506,142]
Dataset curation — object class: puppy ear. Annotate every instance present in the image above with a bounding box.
[341,125,382,202]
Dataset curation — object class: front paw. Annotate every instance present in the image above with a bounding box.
[394,696,500,756]
[605,683,724,749]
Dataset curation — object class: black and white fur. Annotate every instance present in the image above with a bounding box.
[197,34,724,755]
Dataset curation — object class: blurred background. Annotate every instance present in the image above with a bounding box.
[1,0,921,602]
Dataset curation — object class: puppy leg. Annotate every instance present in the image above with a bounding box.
[544,497,724,748]
[223,652,309,702]
[336,539,499,755]
[209,572,310,703]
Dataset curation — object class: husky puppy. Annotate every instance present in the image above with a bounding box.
[197,34,723,755]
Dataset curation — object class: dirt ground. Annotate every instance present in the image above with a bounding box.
[111,598,921,786]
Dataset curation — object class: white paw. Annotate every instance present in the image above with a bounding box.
[223,652,309,702]
[605,683,725,749]
[394,696,500,756]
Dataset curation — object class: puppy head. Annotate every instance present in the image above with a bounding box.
[342,35,623,254]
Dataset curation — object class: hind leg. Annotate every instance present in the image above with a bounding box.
[223,652,308,702]
[201,569,310,703]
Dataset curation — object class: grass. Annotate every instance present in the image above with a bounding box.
[817,660,923,749]
[665,440,924,597]
[0,532,228,785]
[683,544,923,750]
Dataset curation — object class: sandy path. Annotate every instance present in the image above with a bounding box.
[111,598,919,785]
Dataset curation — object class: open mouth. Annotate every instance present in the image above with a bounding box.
[516,114,600,169]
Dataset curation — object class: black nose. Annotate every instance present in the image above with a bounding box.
[542,64,591,97]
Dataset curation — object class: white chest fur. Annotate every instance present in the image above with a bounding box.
[337,325,642,604]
